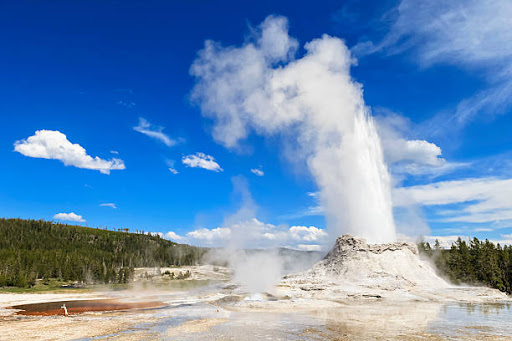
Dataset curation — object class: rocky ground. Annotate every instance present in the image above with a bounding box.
[133,264,232,282]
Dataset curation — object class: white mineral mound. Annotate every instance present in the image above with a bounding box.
[278,235,508,303]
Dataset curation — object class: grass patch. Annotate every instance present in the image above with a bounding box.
[0,279,90,294]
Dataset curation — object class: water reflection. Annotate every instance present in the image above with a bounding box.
[428,302,512,338]
[72,291,512,340]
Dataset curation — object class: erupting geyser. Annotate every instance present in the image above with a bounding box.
[191,15,395,243]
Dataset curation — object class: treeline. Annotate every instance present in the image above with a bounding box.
[0,218,206,288]
[419,237,512,294]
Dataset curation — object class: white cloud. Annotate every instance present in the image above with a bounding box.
[99,203,117,209]
[423,235,466,248]
[489,239,512,246]
[182,153,223,172]
[186,227,231,243]
[424,234,512,248]
[372,111,470,180]
[359,0,512,130]
[394,177,512,224]
[110,150,119,154]
[164,231,186,242]
[474,228,493,232]
[166,159,179,174]
[297,244,323,251]
[172,218,328,250]
[250,167,264,176]
[372,0,512,69]
[14,130,125,174]
[289,225,328,242]
[53,212,85,223]
[133,117,176,146]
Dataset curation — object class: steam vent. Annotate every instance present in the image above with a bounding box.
[279,235,508,303]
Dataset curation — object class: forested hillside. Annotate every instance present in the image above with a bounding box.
[0,218,205,287]
[419,238,512,294]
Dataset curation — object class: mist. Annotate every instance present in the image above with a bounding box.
[202,176,323,293]
[191,15,396,244]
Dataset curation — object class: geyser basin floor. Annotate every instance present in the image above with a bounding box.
[1,287,512,340]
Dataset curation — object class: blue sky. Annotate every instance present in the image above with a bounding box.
[2,0,512,249]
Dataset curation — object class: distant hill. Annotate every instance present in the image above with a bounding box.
[0,218,205,288]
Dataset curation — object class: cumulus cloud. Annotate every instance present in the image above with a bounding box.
[99,203,117,209]
[190,15,395,243]
[133,117,176,146]
[289,225,328,242]
[186,227,231,244]
[164,231,186,242]
[170,218,328,250]
[375,113,444,166]
[53,212,85,222]
[394,178,512,225]
[182,152,223,172]
[250,167,264,176]
[14,130,125,174]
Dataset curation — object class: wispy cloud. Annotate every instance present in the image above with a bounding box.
[166,159,179,175]
[117,100,136,108]
[357,0,512,132]
[133,117,176,147]
[14,130,125,174]
[182,153,223,172]
[280,192,324,220]
[250,167,264,176]
[53,212,85,222]
[394,177,512,225]
[99,203,117,209]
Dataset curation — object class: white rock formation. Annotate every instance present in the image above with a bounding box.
[278,235,509,303]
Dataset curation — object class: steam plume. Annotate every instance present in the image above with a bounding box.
[191,16,395,243]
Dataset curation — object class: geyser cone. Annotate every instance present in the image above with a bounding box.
[279,235,509,303]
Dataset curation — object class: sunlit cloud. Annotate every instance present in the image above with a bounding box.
[166,218,328,250]
[182,152,223,172]
[53,212,85,223]
[14,130,125,174]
